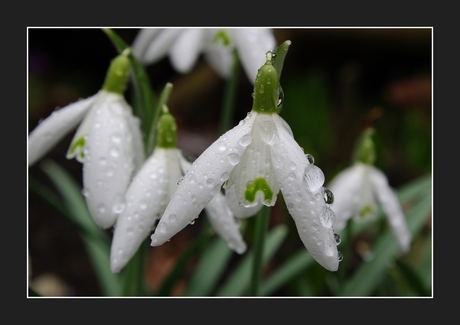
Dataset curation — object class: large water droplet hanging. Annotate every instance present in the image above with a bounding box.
[304,164,325,192]
[338,251,343,262]
[334,233,341,245]
[322,187,334,205]
[277,87,284,108]
[305,154,315,164]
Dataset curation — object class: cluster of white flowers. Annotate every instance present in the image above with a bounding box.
[28,28,411,276]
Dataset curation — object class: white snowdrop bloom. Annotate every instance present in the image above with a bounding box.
[328,129,411,253]
[28,53,145,229]
[132,28,276,84]
[151,52,341,272]
[110,107,246,273]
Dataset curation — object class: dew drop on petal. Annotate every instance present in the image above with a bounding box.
[228,153,240,165]
[318,207,335,228]
[334,233,341,245]
[157,222,167,234]
[218,141,227,152]
[220,172,229,182]
[168,214,177,223]
[304,164,325,191]
[322,187,334,205]
[338,251,344,262]
[305,154,315,164]
[238,134,252,147]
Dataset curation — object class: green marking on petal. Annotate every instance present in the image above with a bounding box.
[245,177,273,204]
[213,30,231,46]
[359,205,373,218]
[68,136,86,160]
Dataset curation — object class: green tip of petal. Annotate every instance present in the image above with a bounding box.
[102,52,131,95]
[213,29,231,46]
[251,52,281,114]
[67,136,85,161]
[156,105,177,148]
[352,127,376,165]
[244,177,273,205]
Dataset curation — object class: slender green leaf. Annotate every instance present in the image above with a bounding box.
[394,259,431,296]
[156,229,213,296]
[261,249,314,296]
[216,224,288,297]
[39,159,121,296]
[183,237,234,296]
[249,205,270,296]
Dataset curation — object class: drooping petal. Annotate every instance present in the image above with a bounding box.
[205,192,247,254]
[82,93,139,229]
[327,163,367,231]
[142,28,185,65]
[125,114,145,172]
[150,112,257,247]
[271,114,339,271]
[225,184,263,218]
[169,28,206,74]
[232,28,277,84]
[28,94,96,166]
[203,29,234,79]
[370,166,411,252]
[131,28,162,61]
[110,148,181,273]
[226,113,279,208]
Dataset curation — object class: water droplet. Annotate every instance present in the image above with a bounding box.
[206,178,214,187]
[319,207,335,228]
[157,222,167,234]
[97,203,106,214]
[322,187,334,205]
[127,227,134,236]
[189,219,195,225]
[110,147,119,158]
[111,133,122,144]
[238,134,252,147]
[113,202,126,214]
[168,214,177,223]
[98,157,106,165]
[305,154,315,164]
[81,189,89,197]
[228,153,240,165]
[338,251,343,262]
[139,200,147,210]
[277,87,284,107]
[304,164,325,191]
[220,172,229,182]
[218,141,227,152]
[334,233,341,245]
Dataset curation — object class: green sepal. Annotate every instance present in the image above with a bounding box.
[352,127,376,165]
[156,105,177,149]
[252,52,280,114]
[102,50,131,95]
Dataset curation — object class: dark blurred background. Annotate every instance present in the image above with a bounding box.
[28,28,432,296]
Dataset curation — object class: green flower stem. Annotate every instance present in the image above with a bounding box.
[121,239,148,296]
[219,50,240,135]
[145,83,174,156]
[249,205,270,296]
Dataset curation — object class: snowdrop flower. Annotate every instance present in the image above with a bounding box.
[328,128,411,252]
[132,28,276,84]
[110,106,246,273]
[28,51,145,229]
[151,50,341,271]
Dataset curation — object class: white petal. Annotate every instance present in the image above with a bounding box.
[126,114,145,172]
[131,28,162,60]
[225,184,263,218]
[370,166,411,252]
[169,28,205,73]
[143,28,185,65]
[82,93,139,229]
[150,112,257,247]
[205,192,247,254]
[226,113,279,208]
[110,148,181,273]
[233,28,277,84]
[328,164,366,231]
[271,114,339,271]
[28,94,96,166]
[203,29,234,78]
